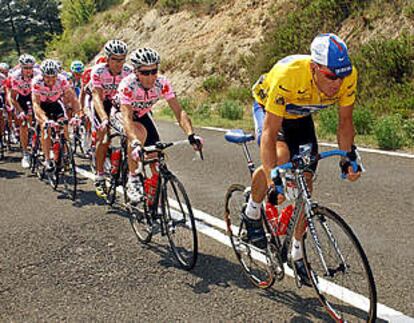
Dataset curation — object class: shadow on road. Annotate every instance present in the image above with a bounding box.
[0,156,25,179]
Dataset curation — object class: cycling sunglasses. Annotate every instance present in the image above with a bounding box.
[110,57,126,62]
[138,68,158,76]
[317,65,344,81]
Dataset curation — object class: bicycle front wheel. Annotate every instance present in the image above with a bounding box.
[303,206,377,322]
[224,184,275,289]
[162,175,198,270]
[62,142,77,200]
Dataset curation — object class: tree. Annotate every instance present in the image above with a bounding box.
[61,0,97,30]
[0,0,62,59]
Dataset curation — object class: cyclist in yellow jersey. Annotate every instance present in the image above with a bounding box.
[245,33,361,286]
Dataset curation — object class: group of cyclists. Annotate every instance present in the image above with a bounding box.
[0,40,202,203]
[0,33,363,288]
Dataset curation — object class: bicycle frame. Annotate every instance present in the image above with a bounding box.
[272,148,363,277]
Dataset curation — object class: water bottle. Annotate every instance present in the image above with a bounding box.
[52,142,60,161]
[110,148,121,175]
[265,202,279,237]
[144,173,159,206]
[277,204,294,242]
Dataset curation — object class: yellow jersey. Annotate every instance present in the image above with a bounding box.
[252,55,357,120]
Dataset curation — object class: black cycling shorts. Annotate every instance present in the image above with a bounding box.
[40,101,65,121]
[94,98,113,124]
[132,112,160,146]
[17,94,32,114]
[278,115,319,171]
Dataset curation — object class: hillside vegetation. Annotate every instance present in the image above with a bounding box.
[45,0,414,150]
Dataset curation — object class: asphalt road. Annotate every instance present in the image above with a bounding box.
[0,120,413,321]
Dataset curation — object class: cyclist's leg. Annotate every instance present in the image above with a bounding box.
[0,94,5,139]
[94,99,111,174]
[139,112,160,175]
[19,95,31,148]
[40,103,54,170]
[252,101,265,146]
[282,115,318,286]
[125,113,148,203]
[18,95,31,168]
[283,115,318,240]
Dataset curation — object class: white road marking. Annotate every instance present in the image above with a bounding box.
[75,166,414,322]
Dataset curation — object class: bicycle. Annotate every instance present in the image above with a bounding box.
[35,118,77,201]
[70,115,91,159]
[223,129,377,322]
[113,137,202,271]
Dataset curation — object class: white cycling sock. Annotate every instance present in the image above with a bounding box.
[245,196,261,220]
[291,238,303,261]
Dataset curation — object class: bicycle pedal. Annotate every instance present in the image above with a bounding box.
[151,222,161,235]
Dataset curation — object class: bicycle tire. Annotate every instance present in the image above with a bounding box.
[224,184,275,289]
[162,175,198,270]
[126,164,153,244]
[302,206,377,322]
[62,142,77,200]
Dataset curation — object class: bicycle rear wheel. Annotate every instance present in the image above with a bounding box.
[303,206,377,322]
[224,184,275,289]
[162,175,198,270]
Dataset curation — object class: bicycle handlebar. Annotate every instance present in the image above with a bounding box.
[271,146,363,180]
[143,138,204,160]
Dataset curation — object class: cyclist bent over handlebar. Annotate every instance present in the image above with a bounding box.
[247,33,361,286]
[118,47,203,203]
[32,59,81,172]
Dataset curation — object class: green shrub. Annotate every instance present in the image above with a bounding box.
[318,108,338,135]
[353,106,375,135]
[249,0,368,78]
[194,103,211,119]
[159,106,174,117]
[218,100,244,120]
[355,34,414,90]
[202,75,225,93]
[226,86,252,103]
[374,115,405,149]
[403,118,414,144]
[179,97,196,115]
[46,31,106,66]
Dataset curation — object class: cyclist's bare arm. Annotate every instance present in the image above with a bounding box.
[337,104,360,181]
[64,87,81,116]
[167,97,194,136]
[337,104,355,152]
[32,94,46,125]
[261,112,283,186]
[79,84,87,113]
[10,89,24,114]
[120,104,140,143]
[92,87,108,122]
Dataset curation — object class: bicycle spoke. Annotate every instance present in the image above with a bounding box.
[224,184,275,289]
[303,206,377,322]
[163,176,198,270]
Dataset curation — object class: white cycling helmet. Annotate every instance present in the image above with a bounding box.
[19,54,36,67]
[130,48,160,68]
[41,59,59,76]
[104,39,128,57]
